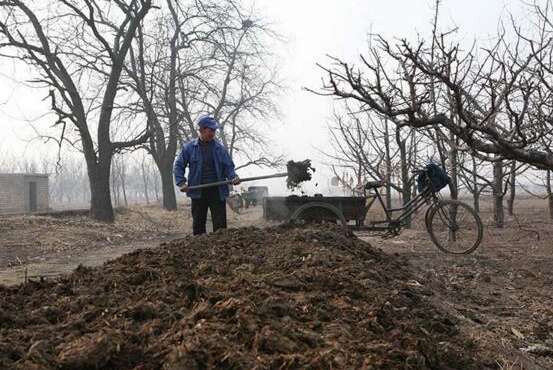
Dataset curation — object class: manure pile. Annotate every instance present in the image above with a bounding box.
[0,225,484,370]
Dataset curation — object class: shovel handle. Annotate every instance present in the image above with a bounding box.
[186,172,288,191]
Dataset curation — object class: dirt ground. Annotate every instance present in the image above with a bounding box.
[361,197,553,369]
[0,204,268,285]
[0,198,552,368]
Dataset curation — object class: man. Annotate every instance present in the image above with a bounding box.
[174,116,240,235]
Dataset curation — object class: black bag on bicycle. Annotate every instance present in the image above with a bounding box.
[417,163,450,192]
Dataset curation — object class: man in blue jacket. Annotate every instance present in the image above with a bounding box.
[174,116,240,235]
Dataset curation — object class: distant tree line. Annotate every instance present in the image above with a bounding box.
[0,151,164,207]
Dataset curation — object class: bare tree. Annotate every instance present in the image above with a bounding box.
[547,170,553,219]
[174,1,283,169]
[457,156,490,213]
[138,151,151,204]
[323,102,427,224]
[111,154,129,207]
[0,0,153,221]
[48,155,90,206]
[124,0,282,210]
[311,6,553,176]
[124,0,198,210]
[518,135,553,219]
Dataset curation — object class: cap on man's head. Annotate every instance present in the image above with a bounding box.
[198,116,220,130]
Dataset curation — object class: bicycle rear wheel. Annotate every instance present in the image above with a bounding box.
[427,200,483,254]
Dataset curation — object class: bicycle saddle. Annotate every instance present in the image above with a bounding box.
[364,181,385,189]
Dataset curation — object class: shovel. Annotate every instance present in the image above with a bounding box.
[186,172,288,191]
[185,159,315,191]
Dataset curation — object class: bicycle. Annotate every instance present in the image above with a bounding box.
[280,164,484,255]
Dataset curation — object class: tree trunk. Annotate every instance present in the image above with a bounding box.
[507,161,516,216]
[411,138,418,199]
[384,119,392,209]
[473,190,480,214]
[154,176,160,202]
[89,162,114,222]
[158,159,177,211]
[493,160,504,228]
[448,132,459,201]
[111,170,118,207]
[141,160,150,204]
[472,158,479,213]
[547,170,553,220]
[115,178,120,207]
[121,170,128,207]
[397,128,411,227]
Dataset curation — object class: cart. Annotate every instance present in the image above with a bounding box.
[263,168,484,255]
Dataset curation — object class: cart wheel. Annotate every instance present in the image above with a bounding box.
[289,202,348,228]
[426,200,483,254]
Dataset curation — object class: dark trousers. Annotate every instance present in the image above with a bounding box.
[191,188,227,235]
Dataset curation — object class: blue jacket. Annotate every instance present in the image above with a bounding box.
[174,138,237,200]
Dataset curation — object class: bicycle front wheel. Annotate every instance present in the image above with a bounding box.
[427,200,483,254]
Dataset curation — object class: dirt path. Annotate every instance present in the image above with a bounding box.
[0,205,268,285]
[0,235,185,285]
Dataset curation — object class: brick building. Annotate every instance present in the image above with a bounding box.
[0,173,49,215]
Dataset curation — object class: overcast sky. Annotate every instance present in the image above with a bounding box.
[0,0,531,195]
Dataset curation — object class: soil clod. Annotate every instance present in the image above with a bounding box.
[286,160,315,189]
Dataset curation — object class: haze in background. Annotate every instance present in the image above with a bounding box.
[0,0,524,196]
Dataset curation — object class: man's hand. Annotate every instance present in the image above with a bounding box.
[179,184,189,192]
[231,176,241,185]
